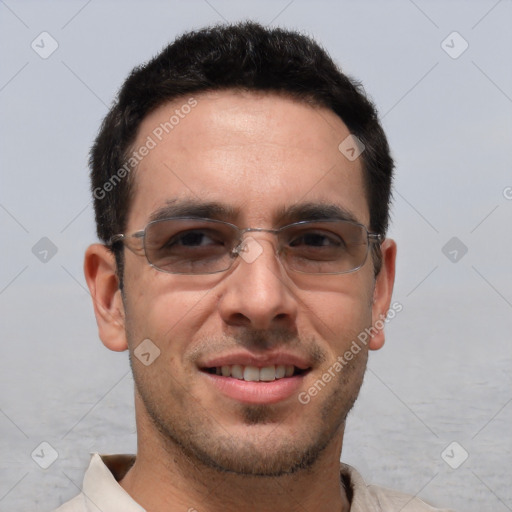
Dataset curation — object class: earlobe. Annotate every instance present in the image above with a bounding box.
[369,238,397,351]
[84,244,128,352]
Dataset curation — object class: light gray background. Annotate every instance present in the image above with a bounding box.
[1,1,511,511]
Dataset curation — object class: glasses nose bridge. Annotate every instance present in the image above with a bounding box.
[233,226,284,260]
[237,226,282,247]
[239,226,279,236]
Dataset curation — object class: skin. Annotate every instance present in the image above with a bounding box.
[84,90,396,512]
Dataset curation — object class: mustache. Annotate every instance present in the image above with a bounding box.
[189,328,327,366]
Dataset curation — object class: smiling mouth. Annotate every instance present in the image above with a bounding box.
[202,365,309,382]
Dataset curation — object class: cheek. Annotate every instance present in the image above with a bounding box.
[301,276,374,347]
[327,303,372,356]
[122,269,211,357]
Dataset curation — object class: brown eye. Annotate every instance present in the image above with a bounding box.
[167,230,218,248]
[289,231,344,248]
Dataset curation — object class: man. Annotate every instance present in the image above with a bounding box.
[56,22,454,512]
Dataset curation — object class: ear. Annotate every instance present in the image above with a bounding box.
[369,238,397,351]
[84,244,128,352]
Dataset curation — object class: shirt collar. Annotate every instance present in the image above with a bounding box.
[80,453,378,511]
[81,453,145,511]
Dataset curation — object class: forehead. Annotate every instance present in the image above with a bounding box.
[127,90,368,228]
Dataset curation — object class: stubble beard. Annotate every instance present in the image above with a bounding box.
[131,352,367,478]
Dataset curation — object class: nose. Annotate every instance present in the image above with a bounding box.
[217,236,298,331]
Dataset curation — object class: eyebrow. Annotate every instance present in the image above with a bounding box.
[148,199,240,223]
[275,202,361,225]
[148,199,361,226]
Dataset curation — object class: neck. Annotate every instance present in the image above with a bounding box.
[120,412,350,512]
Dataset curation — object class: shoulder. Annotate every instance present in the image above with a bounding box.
[52,493,87,512]
[367,483,456,511]
[341,463,456,512]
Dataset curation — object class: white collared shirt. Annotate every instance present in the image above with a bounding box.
[53,453,455,512]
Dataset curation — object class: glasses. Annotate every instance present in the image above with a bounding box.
[108,217,382,275]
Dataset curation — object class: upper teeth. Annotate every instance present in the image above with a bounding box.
[215,364,295,381]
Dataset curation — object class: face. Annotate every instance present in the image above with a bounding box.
[113,91,393,476]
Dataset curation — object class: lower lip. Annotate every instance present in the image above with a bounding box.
[202,372,306,404]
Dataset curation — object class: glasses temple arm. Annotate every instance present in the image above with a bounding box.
[107,232,145,255]
[368,233,383,244]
